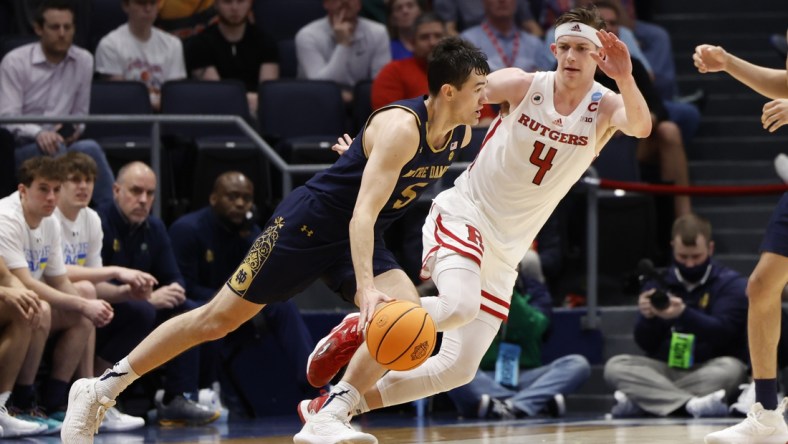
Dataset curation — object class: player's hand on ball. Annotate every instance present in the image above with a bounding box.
[356,286,393,331]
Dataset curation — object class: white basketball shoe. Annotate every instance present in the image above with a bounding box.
[705,398,788,444]
[294,410,377,444]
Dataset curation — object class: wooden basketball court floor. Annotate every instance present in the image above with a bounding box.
[5,414,743,443]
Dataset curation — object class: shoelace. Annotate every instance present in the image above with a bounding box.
[736,411,774,435]
[92,396,116,435]
[103,407,121,421]
[337,414,355,430]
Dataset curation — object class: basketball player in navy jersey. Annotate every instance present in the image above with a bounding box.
[694,35,788,444]
[299,6,651,443]
[60,37,490,444]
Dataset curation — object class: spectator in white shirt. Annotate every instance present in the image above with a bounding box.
[0,156,113,426]
[53,152,156,432]
[95,0,187,110]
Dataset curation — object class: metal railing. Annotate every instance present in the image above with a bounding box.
[0,114,602,327]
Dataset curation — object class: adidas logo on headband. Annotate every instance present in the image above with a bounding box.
[555,22,603,47]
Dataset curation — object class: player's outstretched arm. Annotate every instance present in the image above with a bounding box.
[484,67,533,111]
[694,39,788,100]
[350,108,420,327]
[593,30,652,139]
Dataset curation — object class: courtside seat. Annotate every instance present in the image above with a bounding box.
[257,79,345,166]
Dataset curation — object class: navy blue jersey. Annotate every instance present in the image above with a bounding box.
[226,97,468,304]
[306,97,468,231]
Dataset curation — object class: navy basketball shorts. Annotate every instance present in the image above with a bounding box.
[761,192,788,257]
[224,187,401,305]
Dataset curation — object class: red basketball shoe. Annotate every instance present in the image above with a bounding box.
[297,391,329,424]
[307,313,363,388]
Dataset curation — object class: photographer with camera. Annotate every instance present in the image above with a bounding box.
[604,213,749,418]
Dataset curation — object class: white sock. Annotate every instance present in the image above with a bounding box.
[352,395,370,417]
[0,391,10,408]
[320,381,360,418]
[96,357,139,401]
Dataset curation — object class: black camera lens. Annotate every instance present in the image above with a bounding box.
[650,289,670,310]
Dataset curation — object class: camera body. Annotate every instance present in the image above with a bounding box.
[649,288,670,310]
[637,259,671,311]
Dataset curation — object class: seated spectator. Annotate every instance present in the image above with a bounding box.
[592,0,695,217]
[386,0,424,60]
[295,0,390,103]
[460,0,553,73]
[371,13,447,110]
[95,0,187,111]
[185,0,279,116]
[604,214,749,418]
[434,0,542,37]
[0,157,113,432]
[618,0,678,100]
[373,13,497,125]
[168,172,316,392]
[593,0,699,147]
[99,161,220,426]
[54,152,157,433]
[156,0,217,39]
[447,274,590,419]
[0,256,48,438]
[0,0,115,208]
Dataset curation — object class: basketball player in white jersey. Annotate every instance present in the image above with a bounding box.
[296,6,652,444]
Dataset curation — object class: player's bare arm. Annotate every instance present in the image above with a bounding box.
[593,30,651,141]
[484,68,535,111]
[351,108,421,327]
[694,44,788,100]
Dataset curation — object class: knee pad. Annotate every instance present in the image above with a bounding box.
[423,258,481,331]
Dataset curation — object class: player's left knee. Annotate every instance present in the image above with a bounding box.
[446,299,479,330]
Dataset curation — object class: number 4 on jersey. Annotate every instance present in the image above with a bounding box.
[529,141,557,185]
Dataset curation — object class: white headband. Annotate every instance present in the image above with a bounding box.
[554,22,602,47]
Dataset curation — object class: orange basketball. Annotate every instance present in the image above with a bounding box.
[366,300,437,371]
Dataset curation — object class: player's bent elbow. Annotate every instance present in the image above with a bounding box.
[634,120,653,139]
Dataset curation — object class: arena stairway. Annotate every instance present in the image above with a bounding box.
[565,0,788,415]
[657,0,788,276]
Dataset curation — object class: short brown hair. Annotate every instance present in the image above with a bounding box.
[554,6,607,31]
[17,156,66,187]
[59,151,97,182]
[672,213,713,246]
[34,0,75,27]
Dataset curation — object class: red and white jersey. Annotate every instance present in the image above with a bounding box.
[435,71,611,266]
